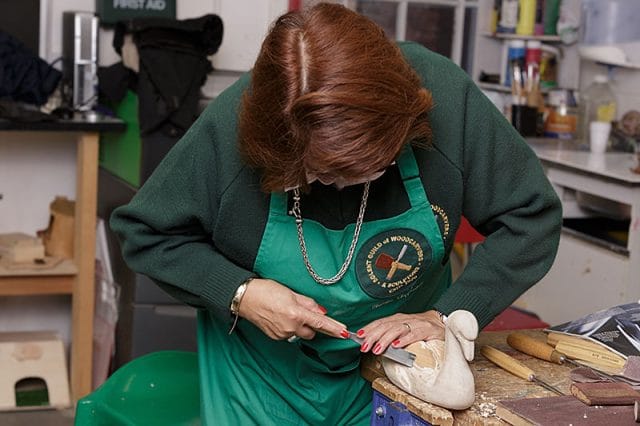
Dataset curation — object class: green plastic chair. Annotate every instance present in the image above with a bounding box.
[75,351,200,426]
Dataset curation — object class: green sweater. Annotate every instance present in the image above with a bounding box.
[111,42,562,329]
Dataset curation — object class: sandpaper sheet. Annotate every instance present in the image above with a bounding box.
[496,396,637,426]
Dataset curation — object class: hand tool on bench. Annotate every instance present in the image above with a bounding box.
[507,332,628,383]
[481,345,564,395]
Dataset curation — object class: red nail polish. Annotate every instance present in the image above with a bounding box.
[361,343,369,352]
[357,329,365,337]
[373,343,382,354]
[392,339,400,347]
[340,330,349,339]
[318,305,328,314]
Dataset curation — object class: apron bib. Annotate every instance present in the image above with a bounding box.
[198,148,450,425]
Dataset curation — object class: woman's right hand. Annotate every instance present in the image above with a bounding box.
[238,278,347,341]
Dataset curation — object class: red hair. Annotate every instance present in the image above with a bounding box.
[239,3,433,192]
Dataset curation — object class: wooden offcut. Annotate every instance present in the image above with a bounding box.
[40,196,75,259]
[0,233,45,264]
[0,332,71,410]
[570,382,640,406]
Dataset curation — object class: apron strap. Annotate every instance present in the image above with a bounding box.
[270,190,288,216]
[397,146,428,208]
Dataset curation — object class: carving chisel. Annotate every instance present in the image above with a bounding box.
[507,332,625,383]
[348,332,416,367]
[481,345,564,395]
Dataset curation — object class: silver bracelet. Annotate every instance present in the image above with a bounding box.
[228,277,255,335]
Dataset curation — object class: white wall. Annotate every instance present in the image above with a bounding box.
[0,0,288,354]
[40,0,288,70]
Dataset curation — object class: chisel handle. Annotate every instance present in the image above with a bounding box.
[507,332,564,364]
[481,345,535,382]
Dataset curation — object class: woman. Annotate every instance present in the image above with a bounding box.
[111,3,561,424]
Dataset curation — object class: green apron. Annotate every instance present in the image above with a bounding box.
[198,148,450,425]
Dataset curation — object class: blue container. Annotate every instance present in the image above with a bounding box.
[504,39,526,88]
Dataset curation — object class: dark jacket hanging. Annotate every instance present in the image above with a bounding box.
[112,14,224,137]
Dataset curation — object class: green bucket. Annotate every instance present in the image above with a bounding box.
[75,351,200,426]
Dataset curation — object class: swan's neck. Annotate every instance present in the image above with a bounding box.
[431,325,471,385]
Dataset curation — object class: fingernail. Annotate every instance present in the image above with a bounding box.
[318,305,327,314]
[357,329,365,337]
[361,343,369,352]
[340,330,349,339]
[392,339,400,347]
[373,343,382,354]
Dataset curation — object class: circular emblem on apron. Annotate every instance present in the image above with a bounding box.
[356,228,431,299]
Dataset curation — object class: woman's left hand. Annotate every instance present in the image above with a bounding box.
[357,310,445,355]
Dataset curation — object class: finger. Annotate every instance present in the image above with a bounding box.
[391,322,417,348]
[371,322,411,355]
[360,321,401,354]
[302,311,346,338]
[295,325,316,341]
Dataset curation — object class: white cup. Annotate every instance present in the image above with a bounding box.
[589,121,611,154]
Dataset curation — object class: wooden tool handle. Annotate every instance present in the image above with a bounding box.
[555,341,626,369]
[481,345,535,382]
[507,332,564,364]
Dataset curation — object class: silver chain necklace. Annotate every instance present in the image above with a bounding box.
[290,182,370,285]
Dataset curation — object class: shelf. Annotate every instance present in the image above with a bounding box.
[477,82,552,94]
[0,259,76,296]
[579,43,640,70]
[482,32,562,42]
[0,275,74,296]
[0,258,77,277]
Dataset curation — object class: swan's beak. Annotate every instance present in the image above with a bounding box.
[460,339,475,361]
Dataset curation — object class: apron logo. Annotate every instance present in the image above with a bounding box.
[356,229,431,299]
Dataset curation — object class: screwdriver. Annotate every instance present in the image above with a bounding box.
[481,345,564,395]
[506,332,622,383]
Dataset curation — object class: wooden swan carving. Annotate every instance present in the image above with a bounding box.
[381,310,479,410]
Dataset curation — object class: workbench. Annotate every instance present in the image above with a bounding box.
[361,329,573,425]
[0,116,125,402]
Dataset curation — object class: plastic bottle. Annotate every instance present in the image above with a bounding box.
[525,40,542,69]
[577,75,617,143]
[498,0,518,33]
[504,39,526,88]
[543,0,560,35]
[516,0,536,35]
[489,0,502,33]
[539,44,559,89]
[534,0,545,35]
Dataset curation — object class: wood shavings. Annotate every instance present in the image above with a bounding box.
[477,402,497,418]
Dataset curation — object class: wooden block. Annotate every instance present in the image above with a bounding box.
[0,331,71,410]
[496,396,636,426]
[0,234,45,263]
[570,382,640,406]
[39,196,75,259]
